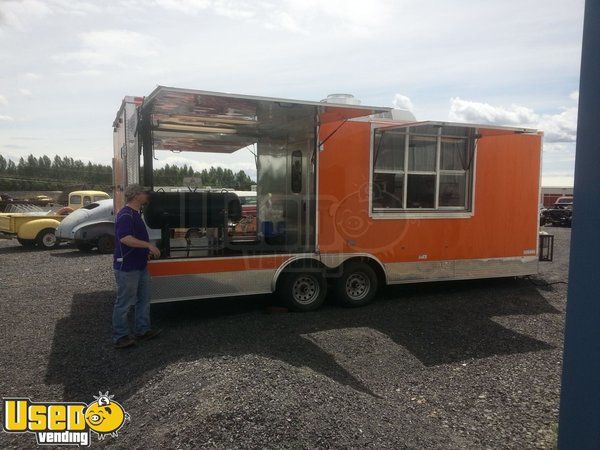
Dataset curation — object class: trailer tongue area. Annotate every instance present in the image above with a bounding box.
[131,86,390,259]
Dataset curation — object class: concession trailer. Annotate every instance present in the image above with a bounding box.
[113,86,550,311]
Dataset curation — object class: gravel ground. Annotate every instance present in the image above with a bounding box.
[0,226,570,449]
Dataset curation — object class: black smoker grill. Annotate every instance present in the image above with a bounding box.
[143,191,242,257]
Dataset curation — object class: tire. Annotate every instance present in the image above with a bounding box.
[278,269,327,312]
[35,228,59,249]
[334,262,379,307]
[17,238,36,248]
[97,234,115,254]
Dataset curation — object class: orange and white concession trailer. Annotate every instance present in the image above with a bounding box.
[113,86,546,311]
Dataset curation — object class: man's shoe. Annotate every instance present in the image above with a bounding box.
[114,336,136,349]
[135,328,162,341]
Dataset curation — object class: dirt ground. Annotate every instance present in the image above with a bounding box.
[0,226,570,449]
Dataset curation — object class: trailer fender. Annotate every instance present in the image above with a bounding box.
[17,219,61,240]
[271,255,323,291]
[320,253,389,284]
[73,220,114,243]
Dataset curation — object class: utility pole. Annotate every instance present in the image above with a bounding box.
[557,1,600,448]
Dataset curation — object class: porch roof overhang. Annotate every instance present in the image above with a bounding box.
[140,86,392,153]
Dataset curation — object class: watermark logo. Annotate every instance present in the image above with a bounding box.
[3,391,129,446]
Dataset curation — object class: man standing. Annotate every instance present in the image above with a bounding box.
[113,184,162,349]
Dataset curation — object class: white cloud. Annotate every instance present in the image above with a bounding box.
[23,72,41,80]
[542,174,574,187]
[54,29,160,67]
[0,0,52,29]
[537,108,578,143]
[57,69,103,77]
[449,96,577,143]
[151,0,389,34]
[392,94,413,112]
[569,91,579,101]
[449,97,537,125]
[0,115,14,122]
[18,88,32,97]
[0,0,104,29]
[0,95,7,106]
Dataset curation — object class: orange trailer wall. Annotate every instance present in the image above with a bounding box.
[317,121,542,264]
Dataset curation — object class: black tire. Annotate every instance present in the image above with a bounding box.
[278,269,327,312]
[17,238,36,248]
[75,242,94,252]
[97,234,115,254]
[35,228,59,249]
[334,262,379,307]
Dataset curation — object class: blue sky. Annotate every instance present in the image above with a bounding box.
[0,0,584,185]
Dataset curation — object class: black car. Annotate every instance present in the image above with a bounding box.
[540,197,573,227]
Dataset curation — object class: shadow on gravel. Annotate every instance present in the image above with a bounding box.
[0,243,41,254]
[0,243,73,255]
[46,277,559,401]
[50,250,104,258]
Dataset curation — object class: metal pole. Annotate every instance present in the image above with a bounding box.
[557,1,600,448]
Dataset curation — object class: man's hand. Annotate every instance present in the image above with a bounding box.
[120,235,161,259]
[147,244,161,259]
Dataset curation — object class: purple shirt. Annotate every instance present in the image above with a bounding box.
[113,205,150,271]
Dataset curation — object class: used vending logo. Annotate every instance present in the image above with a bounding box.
[2,391,129,446]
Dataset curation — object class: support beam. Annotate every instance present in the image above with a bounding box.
[557,1,600,448]
[141,118,154,189]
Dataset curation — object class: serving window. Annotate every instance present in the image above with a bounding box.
[372,124,475,215]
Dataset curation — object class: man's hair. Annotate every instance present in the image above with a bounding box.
[124,184,146,203]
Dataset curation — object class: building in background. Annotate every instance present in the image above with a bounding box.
[541,186,574,208]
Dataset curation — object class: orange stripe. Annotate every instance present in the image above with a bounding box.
[148,255,291,277]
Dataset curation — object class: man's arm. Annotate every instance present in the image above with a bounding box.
[120,235,161,258]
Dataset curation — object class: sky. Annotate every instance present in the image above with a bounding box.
[0,0,584,186]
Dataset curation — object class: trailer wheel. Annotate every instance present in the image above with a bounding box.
[97,234,115,254]
[278,270,327,312]
[17,238,36,248]
[335,262,378,307]
[35,228,59,249]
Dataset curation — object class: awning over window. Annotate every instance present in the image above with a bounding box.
[374,120,540,137]
[141,86,391,153]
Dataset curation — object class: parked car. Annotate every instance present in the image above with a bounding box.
[55,199,115,253]
[540,196,573,227]
[0,190,111,249]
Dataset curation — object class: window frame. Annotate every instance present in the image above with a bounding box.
[369,124,477,219]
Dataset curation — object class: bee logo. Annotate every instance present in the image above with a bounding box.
[84,392,130,440]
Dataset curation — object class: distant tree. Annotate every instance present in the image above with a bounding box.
[0,153,255,192]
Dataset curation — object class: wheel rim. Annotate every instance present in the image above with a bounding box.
[42,232,56,247]
[345,272,370,301]
[292,275,320,305]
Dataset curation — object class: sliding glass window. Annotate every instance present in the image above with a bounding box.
[372,124,474,214]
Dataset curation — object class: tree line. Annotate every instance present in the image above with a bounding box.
[0,154,255,192]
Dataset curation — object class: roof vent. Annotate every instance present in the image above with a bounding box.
[321,93,361,105]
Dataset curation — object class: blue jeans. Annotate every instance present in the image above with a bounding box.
[113,268,151,342]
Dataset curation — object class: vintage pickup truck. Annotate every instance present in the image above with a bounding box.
[0,191,110,249]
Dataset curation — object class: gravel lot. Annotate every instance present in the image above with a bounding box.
[0,226,570,449]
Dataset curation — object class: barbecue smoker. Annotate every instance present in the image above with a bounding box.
[113,87,550,311]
